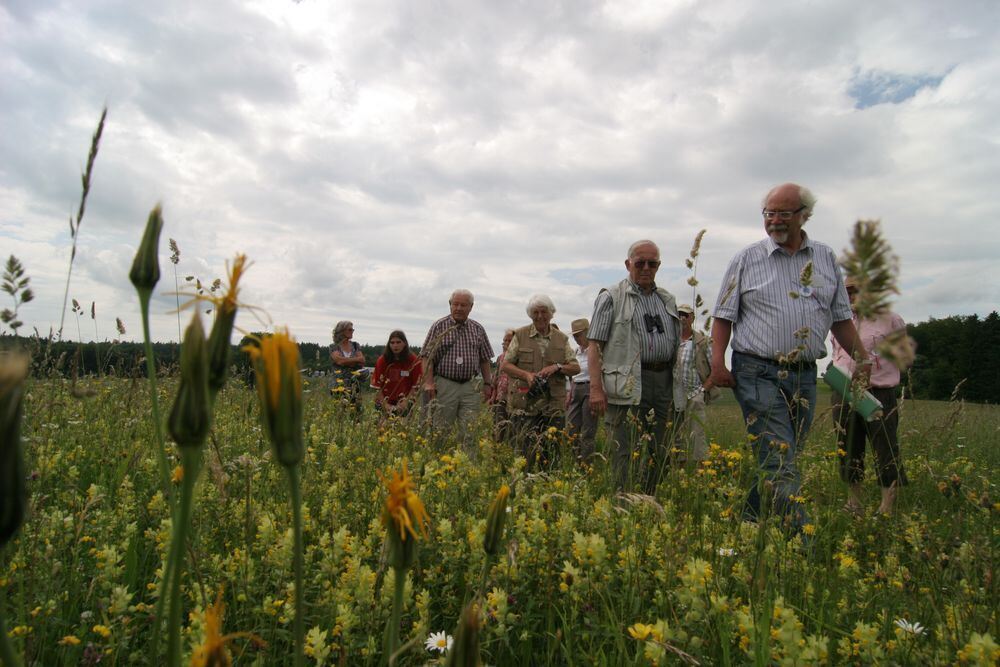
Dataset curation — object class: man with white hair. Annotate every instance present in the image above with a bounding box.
[588,240,682,494]
[710,183,867,527]
[501,294,580,468]
[422,289,495,440]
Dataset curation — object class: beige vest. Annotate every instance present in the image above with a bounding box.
[600,279,681,406]
[506,325,569,415]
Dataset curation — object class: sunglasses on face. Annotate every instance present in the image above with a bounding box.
[632,259,661,269]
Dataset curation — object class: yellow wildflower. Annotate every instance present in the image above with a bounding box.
[243,328,303,467]
[171,465,184,484]
[190,590,265,667]
[628,623,654,640]
[378,460,430,542]
[92,624,111,639]
[58,635,81,646]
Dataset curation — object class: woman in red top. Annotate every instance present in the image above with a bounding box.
[371,330,423,416]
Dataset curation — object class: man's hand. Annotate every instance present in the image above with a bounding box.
[710,365,735,389]
[589,383,608,417]
[481,380,492,401]
[423,378,437,400]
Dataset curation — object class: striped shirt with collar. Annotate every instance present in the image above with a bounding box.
[712,232,852,362]
[589,280,678,363]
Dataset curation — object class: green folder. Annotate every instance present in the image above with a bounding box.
[823,365,884,421]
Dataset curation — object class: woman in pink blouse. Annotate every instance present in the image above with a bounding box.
[831,278,913,516]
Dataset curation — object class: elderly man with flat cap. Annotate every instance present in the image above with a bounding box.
[710,183,867,527]
[588,240,682,494]
[565,317,598,464]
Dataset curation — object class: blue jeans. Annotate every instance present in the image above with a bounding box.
[732,352,817,526]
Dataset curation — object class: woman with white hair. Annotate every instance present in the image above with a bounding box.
[501,294,580,468]
[330,320,366,409]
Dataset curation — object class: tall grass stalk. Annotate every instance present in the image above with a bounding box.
[58,108,106,340]
[165,448,202,667]
[287,463,305,667]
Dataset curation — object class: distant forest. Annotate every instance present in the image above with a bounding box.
[2,312,997,403]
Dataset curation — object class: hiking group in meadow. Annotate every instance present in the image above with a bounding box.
[348,182,910,528]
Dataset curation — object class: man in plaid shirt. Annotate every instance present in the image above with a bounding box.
[421,289,495,439]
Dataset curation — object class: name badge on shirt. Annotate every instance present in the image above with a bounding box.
[400,370,410,377]
[456,356,464,365]
[799,286,813,298]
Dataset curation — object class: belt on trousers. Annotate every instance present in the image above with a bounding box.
[574,380,590,384]
[641,360,671,372]
[437,375,472,384]
[734,350,817,371]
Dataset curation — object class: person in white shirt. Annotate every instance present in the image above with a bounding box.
[565,318,597,464]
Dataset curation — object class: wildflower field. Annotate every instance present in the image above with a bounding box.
[2,375,997,666]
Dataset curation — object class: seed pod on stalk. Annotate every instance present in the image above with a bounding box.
[129,205,163,293]
[483,484,510,556]
[168,312,211,448]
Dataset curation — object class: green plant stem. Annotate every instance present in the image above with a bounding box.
[383,567,406,665]
[165,447,202,667]
[287,464,305,667]
[138,290,172,498]
[0,576,23,667]
[477,554,493,600]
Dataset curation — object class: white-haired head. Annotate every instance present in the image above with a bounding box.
[762,183,817,223]
[627,239,660,260]
[525,293,556,316]
[449,288,474,304]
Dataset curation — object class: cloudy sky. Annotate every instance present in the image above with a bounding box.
[2,0,998,354]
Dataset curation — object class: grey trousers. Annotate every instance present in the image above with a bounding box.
[606,367,675,494]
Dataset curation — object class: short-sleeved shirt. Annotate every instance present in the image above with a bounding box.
[331,341,363,383]
[422,316,494,382]
[505,325,577,366]
[589,282,678,363]
[371,353,423,404]
[831,312,907,388]
[712,233,852,361]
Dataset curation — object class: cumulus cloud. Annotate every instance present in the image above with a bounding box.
[1,0,998,350]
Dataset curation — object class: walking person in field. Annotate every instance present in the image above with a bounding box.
[421,289,495,444]
[710,183,868,528]
[488,328,516,442]
[831,277,912,516]
[501,294,580,468]
[673,304,720,464]
[371,330,423,418]
[587,240,682,494]
[565,318,598,465]
[330,320,366,410]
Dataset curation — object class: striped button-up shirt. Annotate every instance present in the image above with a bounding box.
[712,233,852,361]
[589,282,678,363]
[422,316,494,382]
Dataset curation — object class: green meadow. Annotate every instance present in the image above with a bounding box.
[3,376,997,665]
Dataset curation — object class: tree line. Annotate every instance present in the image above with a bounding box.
[2,313,996,403]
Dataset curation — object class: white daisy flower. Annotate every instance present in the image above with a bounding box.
[894,619,927,636]
[425,630,453,653]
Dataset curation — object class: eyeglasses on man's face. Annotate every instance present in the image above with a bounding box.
[762,205,806,221]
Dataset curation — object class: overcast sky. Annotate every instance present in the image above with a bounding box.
[2,0,998,355]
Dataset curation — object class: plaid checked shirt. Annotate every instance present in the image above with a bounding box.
[421,315,494,382]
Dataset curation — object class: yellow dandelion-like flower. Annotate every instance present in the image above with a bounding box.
[171,465,184,484]
[58,635,81,646]
[243,328,303,467]
[92,624,111,639]
[628,622,654,641]
[190,590,265,667]
[378,460,430,542]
